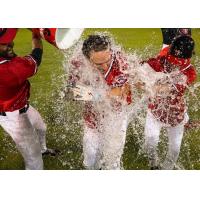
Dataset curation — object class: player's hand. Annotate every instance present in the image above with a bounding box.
[153,83,171,96]
[32,31,43,50]
[71,84,98,101]
[30,29,41,38]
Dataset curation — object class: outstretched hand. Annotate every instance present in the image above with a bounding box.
[71,84,96,101]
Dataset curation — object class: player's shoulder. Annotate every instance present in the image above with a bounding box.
[146,56,162,65]
[113,50,129,70]
[10,55,36,66]
[182,62,196,75]
[0,57,10,65]
[158,46,170,57]
[180,59,194,71]
[145,56,164,72]
[0,56,22,67]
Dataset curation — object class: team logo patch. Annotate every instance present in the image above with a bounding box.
[113,74,127,86]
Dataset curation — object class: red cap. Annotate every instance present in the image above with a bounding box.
[0,28,18,44]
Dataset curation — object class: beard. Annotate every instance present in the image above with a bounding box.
[0,49,17,59]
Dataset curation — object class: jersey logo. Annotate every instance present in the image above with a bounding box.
[113,74,127,87]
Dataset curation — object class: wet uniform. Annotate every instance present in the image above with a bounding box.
[0,48,48,170]
[70,51,132,169]
[144,47,197,169]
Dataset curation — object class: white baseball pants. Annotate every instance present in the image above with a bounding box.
[0,105,47,170]
[144,110,188,169]
[83,111,128,170]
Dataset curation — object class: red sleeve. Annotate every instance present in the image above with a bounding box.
[183,65,197,85]
[146,58,164,72]
[158,46,169,57]
[9,56,37,84]
[175,65,197,94]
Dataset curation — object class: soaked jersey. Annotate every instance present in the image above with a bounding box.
[71,51,132,104]
[70,51,132,128]
[102,51,132,104]
[0,55,38,112]
[147,48,197,126]
[104,52,128,85]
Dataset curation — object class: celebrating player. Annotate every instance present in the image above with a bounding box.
[0,28,58,170]
[68,34,132,169]
[143,35,197,169]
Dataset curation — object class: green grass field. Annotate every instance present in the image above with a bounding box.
[0,28,200,170]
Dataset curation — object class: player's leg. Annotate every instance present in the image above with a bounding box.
[144,110,161,169]
[100,113,128,169]
[162,124,184,170]
[27,105,59,156]
[27,105,47,153]
[83,125,100,169]
[0,112,43,170]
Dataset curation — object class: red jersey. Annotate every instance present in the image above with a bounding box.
[70,51,132,128]
[0,55,38,112]
[101,51,132,104]
[71,51,132,103]
[147,48,197,126]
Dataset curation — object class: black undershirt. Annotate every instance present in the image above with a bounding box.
[31,48,43,66]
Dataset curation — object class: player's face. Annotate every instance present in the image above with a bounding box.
[89,48,112,70]
[0,42,16,58]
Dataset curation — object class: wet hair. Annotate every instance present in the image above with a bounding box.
[169,35,195,59]
[82,35,111,59]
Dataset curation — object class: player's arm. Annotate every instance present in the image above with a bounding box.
[136,60,168,95]
[184,65,197,85]
[174,65,197,94]
[153,83,171,95]
[20,32,43,75]
[21,32,43,76]
[155,65,197,95]
[29,32,43,67]
[108,83,131,100]
[10,33,43,84]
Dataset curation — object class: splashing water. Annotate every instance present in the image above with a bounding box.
[49,33,200,169]
[60,36,171,169]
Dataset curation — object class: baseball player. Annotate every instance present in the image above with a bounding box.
[69,35,132,169]
[161,28,200,131]
[161,28,191,49]
[143,35,197,169]
[0,28,58,170]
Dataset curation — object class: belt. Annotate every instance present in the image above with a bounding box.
[0,104,29,116]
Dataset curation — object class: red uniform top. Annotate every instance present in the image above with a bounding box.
[0,55,38,112]
[70,51,132,128]
[147,47,197,126]
[100,51,132,104]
